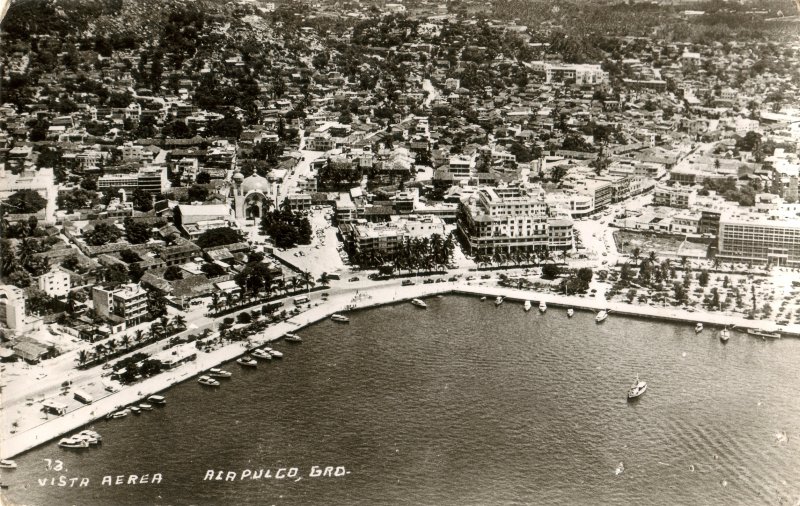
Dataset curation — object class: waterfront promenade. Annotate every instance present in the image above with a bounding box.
[2,279,796,460]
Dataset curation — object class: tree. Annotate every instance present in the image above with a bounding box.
[542,263,561,279]
[187,185,209,203]
[131,188,153,212]
[84,222,122,246]
[5,189,47,213]
[164,265,184,281]
[201,263,226,277]
[119,249,142,263]
[196,172,211,184]
[124,218,151,244]
[698,270,709,287]
[195,228,244,249]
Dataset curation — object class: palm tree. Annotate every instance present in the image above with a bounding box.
[224,292,233,310]
[120,334,131,351]
[211,292,221,314]
[631,247,642,264]
[648,251,657,265]
[77,349,88,367]
[94,344,105,362]
[301,271,314,292]
[135,329,145,344]
[172,314,187,331]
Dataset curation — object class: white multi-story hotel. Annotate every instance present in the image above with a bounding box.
[458,187,574,256]
[718,211,800,267]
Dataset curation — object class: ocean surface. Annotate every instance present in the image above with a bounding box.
[3,295,799,506]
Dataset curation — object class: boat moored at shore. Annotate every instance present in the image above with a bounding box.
[524,300,532,312]
[265,348,283,359]
[331,314,350,323]
[58,437,90,449]
[720,328,730,343]
[147,395,166,405]
[284,333,303,343]
[251,349,272,360]
[237,356,258,367]
[539,301,547,312]
[596,310,609,323]
[695,323,703,333]
[208,368,232,378]
[747,328,782,339]
[198,375,221,387]
[411,298,427,308]
[0,460,18,469]
[495,296,504,306]
[567,308,574,318]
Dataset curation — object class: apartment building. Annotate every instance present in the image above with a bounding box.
[92,283,148,327]
[717,211,800,267]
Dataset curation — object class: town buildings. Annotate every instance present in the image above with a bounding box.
[92,283,149,327]
[718,211,800,267]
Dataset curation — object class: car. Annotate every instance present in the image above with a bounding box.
[466,275,476,281]
[481,274,491,279]
[435,278,445,283]
[423,279,435,284]
[401,279,415,286]
[348,277,360,282]
[447,276,458,282]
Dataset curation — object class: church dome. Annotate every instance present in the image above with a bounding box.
[240,174,270,193]
[232,172,244,183]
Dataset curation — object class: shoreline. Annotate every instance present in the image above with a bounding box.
[1,280,796,460]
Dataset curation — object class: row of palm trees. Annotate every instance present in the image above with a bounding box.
[474,246,568,270]
[76,314,188,368]
[208,272,315,315]
[349,233,456,274]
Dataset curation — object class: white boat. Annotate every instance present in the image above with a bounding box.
[567,308,574,318]
[480,296,487,301]
[627,376,648,400]
[539,301,547,312]
[411,298,427,308]
[138,403,153,411]
[720,328,730,343]
[523,300,532,312]
[251,349,272,360]
[129,406,141,415]
[495,296,504,306]
[58,437,89,449]
[265,348,283,359]
[78,430,102,442]
[596,310,608,323]
[110,409,129,419]
[147,395,166,405]
[331,314,350,323]
[284,333,303,343]
[237,356,258,367]
[0,459,17,469]
[695,323,703,333]
[74,433,100,446]
[208,368,232,378]
[198,375,221,387]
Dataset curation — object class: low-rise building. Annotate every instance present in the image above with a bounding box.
[653,184,697,209]
[37,269,71,298]
[92,283,148,327]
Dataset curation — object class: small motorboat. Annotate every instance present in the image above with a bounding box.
[110,409,129,419]
[596,310,608,323]
[0,459,17,469]
[208,368,232,378]
[695,323,703,333]
[147,395,166,405]
[480,296,487,301]
[627,376,648,400]
[523,300,532,312]
[251,349,272,360]
[198,375,221,387]
[59,437,89,449]
[567,308,574,318]
[265,348,283,359]
[747,328,782,339]
[284,333,303,343]
[331,314,350,323]
[129,406,141,415]
[138,403,153,411]
[720,328,730,343]
[74,433,100,446]
[411,298,427,308]
[78,430,102,442]
[237,356,258,367]
[539,301,547,312]
[495,296,504,306]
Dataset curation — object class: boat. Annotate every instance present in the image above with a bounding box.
[147,395,166,405]
[480,296,487,301]
[208,368,232,378]
[539,301,547,312]
[495,296,504,306]
[198,375,221,387]
[58,437,89,449]
[129,406,141,415]
[110,409,129,419]
[747,328,782,339]
[567,308,574,318]
[0,460,17,469]
[265,348,283,359]
[138,403,153,411]
[720,328,730,343]
[74,433,100,446]
[78,430,102,442]
[284,333,303,343]
[237,356,258,367]
[331,314,350,323]
[411,298,427,308]
[523,300,532,312]
[695,323,703,333]
[596,310,608,323]
[251,349,272,360]
[627,376,648,400]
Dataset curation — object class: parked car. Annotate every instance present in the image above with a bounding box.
[435,278,445,283]
[401,279,414,286]
[349,277,360,282]
[423,279,434,284]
